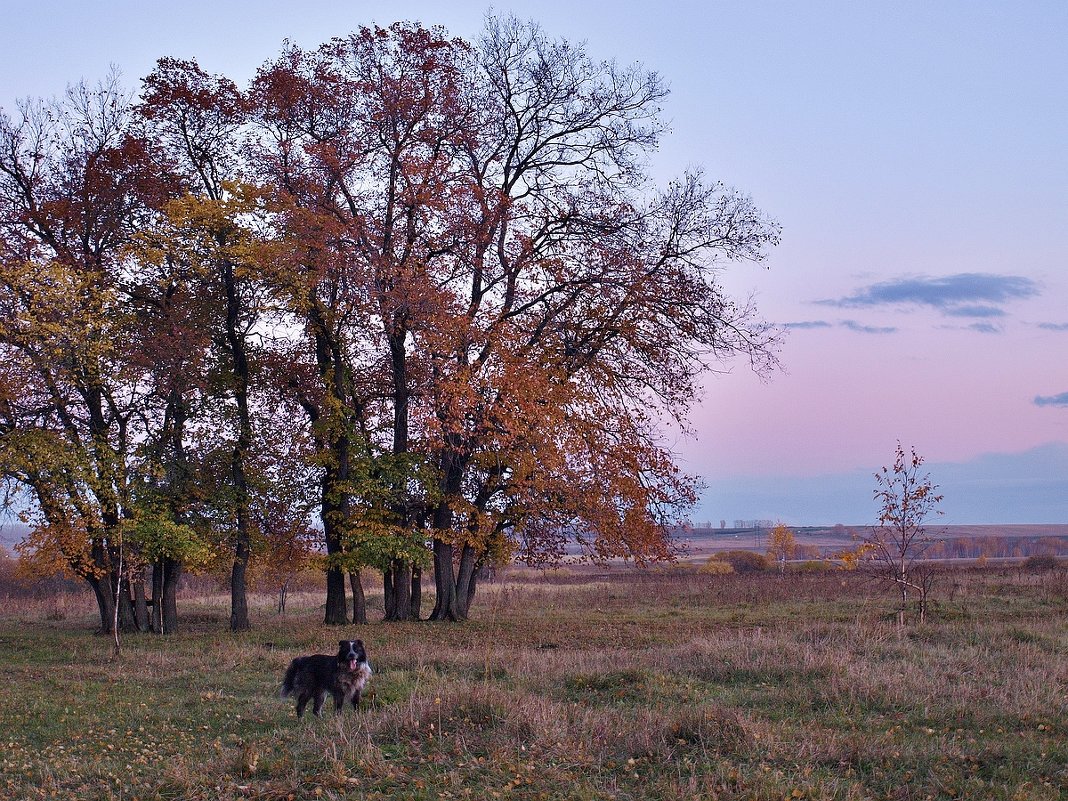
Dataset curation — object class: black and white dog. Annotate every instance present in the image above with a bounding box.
[280,639,373,718]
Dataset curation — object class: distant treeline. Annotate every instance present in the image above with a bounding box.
[676,527,1068,561]
[923,536,1068,560]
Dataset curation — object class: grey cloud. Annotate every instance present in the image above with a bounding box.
[968,322,1002,334]
[784,319,896,334]
[819,273,1039,313]
[944,305,1006,318]
[1034,392,1068,408]
[841,319,897,334]
[1038,322,1068,332]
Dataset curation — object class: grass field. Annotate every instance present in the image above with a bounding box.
[1,565,1066,800]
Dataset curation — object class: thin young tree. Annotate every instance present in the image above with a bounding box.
[864,443,944,625]
[767,523,797,576]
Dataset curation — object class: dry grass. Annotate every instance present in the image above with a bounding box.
[1,566,1066,800]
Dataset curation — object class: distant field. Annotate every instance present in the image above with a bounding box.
[678,524,1068,561]
[1,565,1066,800]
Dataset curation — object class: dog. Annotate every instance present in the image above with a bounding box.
[280,639,372,718]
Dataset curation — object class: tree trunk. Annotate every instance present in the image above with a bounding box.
[114,573,138,634]
[161,558,181,634]
[898,576,908,627]
[302,311,357,627]
[430,540,458,621]
[223,258,253,633]
[455,544,477,621]
[427,451,464,621]
[132,570,150,632]
[321,427,353,625]
[89,575,114,635]
[386,559,412,621]
[151,561,164,633]
[383,568,396,621]
[324,565,349,625]
[349,570,367,624]
[277,580,289,616]
[466,566,479,615]
[322,464,351,625]
[230,542,250,632]
[410,565,422,621]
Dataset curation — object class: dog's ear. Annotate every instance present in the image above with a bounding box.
[355,639,363,648]
[339,640,349,648]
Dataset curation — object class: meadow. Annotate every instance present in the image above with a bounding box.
[1,564,1066,801]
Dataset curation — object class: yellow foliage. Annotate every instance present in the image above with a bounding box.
[835,543,875,571]
[701,558,735,575]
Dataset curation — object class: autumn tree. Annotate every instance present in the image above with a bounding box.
[137,60,277,631]
[767,523,796,575]
[248,23,479,623]
[413,15,781,619]
[3,14,782,629]
[0,76,172,633]
[862,443,944,625]
[244,16,780,622]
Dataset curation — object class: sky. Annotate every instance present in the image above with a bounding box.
[1,0,1066,526]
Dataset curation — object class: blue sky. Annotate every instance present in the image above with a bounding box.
[1,1,1066,525]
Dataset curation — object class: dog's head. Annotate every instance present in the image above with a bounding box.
[336,640,367,673]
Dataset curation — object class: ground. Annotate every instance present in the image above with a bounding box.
[1,564,1066,800]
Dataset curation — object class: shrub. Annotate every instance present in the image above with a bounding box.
[1023,554,1061,571]
[712,550,769,573]
[701,558,734,575]
[793,560,830,572]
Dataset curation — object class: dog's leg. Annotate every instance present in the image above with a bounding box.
[296,692,311,718]
[351,690,361,710]
[313,691,326,717]
[333,690,346,715]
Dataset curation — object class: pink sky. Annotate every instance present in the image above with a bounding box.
[2,0,1065,524]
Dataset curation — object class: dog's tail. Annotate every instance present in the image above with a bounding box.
[280,659,299,698]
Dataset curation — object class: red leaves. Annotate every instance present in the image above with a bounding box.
[3,16,782,624]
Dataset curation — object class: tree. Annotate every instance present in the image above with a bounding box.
[4,14,782,628]
[767,523,796,575]
[0,76,172,634]
[137,60,277,631]
[861,443,944,625]
[247,16,780,621]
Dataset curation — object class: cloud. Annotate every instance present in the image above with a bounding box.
[944,305,1006,318]
[967,322,1002,334]
[841,319,897,334]
[1034,392,1068,408]
[1038,322,1068,332]
[819,273,1040,315]
[783,319,896,334]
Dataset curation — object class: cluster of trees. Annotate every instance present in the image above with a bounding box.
[0,17,780,634]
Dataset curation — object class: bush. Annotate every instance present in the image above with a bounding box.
[793,560,830,572]
[701,558,734,575]
[712,550,769,573]
[1022,554,1062,571]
